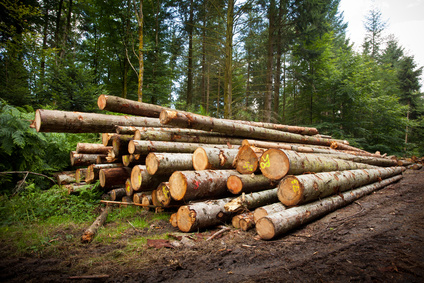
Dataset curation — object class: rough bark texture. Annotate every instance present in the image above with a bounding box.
[81,206,112,243]
[110,188,127,201]
[85,163,123,184]
[227,174,275,195]
[192,147,239,170]
[224,188,278,213]
[70,151,104,167]
[168,170,240,202]
[97,95,165,117]
[55,171,76,185]
[257,175,403,240]
[234,145,264,174]
[145,153,193,175]
[253,202,286,223]
[278,166,405,206]
[159,109,356,150]
[128,140,238,155]
[35,109,164,133]
[76,143,112,154]
[259,149,378,181]
[130,165,168,192]
[112,135,133,156]
[99,167,131,188]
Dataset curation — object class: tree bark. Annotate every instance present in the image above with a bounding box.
[145,153,193,175]
[110,187,127,201]
[98,95,165,117]
[128,140,239,155]
[81,206,112,243]
[253,202,286,223]
[99,167,131,188]
[85,163,123,184]
[259,149,378,181]
[35,109,164,133]
[130,165,168,192]
[76,143,112,154]
[168,170,240,202]
[65,182,90,195]
[70,151,105,167]
[224,188,278,213]
[192,147,239,170]
[55,171,76,185]
[257,175,403,240]
[278,166,405,206]
[223,0,234,118]
[227,174,275,195]
[112,135,133,156]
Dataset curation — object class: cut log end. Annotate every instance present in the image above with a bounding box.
[277,175,304,206]
[130,165,144,191]
[97,94,107,110]
[177,206,196,232]
[125,178,133,196]
[128,140,136,154]
[227,175,243,195]
[192,147,209,170]
[256,217,276,240]
[159,109,177,125]
[235,145,259,174]
[34,109,42,132]
[169,171,187,201]
[146,153,159,175]
[259,149,290,180]
[253,208,268,223]
[99,170,106,187]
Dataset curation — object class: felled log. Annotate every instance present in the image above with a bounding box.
[192,147,239,170]
[125,178,133,196]
[70,151,105,167]
[239,214,255,231]
[133,192,152,211]
[65,182,90,195]
[99,167,131,188]
[75,168,87,183]
[159,109,355,150]
[145,153,193,175]
[81,206,112,243]
[316,153,399,167]
[226,174,275,195]
[253,202,286,223]
[224,188,278,213]
[256,175,403,240]
[76,143,112,154]
[122,154,145,167]
[112,135,133,156]
[121,196,133,207]
[232,212,253,229]
[128,140,239,155]
[102,133,118,146]
[278,166,405,206]
[168,170,240,202]
[407,163,423,170]
[130,165,168,191]
[170,213,178,227]
[55,171,76,185]
[97,94,166,117]
[234,145,265,174]
[155,182,180,207]
[85,163,123,184]
[132,127,229,139]
[34,109,164,133]
[109,188,127,201]
[259,149,378,181]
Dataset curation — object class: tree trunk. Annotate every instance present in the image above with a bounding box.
[259,149,378,181]
[192,147,239,171]
[278,166,405,206]
[145,153,193,175]
[55,171,76,185]
[159,109,350,149]
[133,127,227,139]
[168,170,240,201]
[112,135,133,156]
[110,187,127,201]
[128,140,239,155]
[70,151,105,167]
[227,174,275,195]
[253,202,286,223]
[257,175,403,240]
[35,109,164,133]
[133,192,152,211]
[65,182,90,195]
[81,206,112,243]
[264,0,275,122]
[85,163,123,184]
[99,167,131,188]
[130,165,168,192]
[155,182,181,207]
[224,188,278,213]
[75,168,87,183]
[232,212,253,229]
[76,143,112,154]
[234,145,264,174]
[102,133,118,146]
[170,213,178,227]
[97,95,166,117]
[239,214,255,231]
[122,154,145,167]
[136,0,144,102]
[223,0,234,118]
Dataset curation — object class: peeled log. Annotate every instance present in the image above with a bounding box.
[70,151,105,167]
[159,109,353,150]
[224,188,278,213]
[257,175,403,240]
[146,153,193,175]
[227,174,275,195]
[128,140,238,155]
[168,170,240,202]
[192,147,239,170]
[259,149,378,181]
[76,143,112,154]
[278,166,405,206]
[99,167,131,188]
[253,203,286,223]
[35,109,163,133]
[130,165,168,191]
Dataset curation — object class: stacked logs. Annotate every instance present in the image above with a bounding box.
[33,95,411,240]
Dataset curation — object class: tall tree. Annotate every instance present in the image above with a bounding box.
[363,7,386,59]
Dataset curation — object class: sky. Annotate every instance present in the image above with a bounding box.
[339,0,424,90]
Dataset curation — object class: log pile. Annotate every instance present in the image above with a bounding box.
[34,95,417,241]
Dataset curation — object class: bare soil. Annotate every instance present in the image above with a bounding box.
[1,169,423,282]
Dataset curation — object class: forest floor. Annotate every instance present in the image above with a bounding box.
[1,168,424,282]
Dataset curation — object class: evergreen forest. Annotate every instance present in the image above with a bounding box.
[1,0,423,190]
